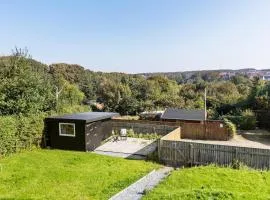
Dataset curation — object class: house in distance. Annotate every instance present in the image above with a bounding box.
[44,112,119,151]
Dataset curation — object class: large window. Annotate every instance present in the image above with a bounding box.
[59,123,76,137]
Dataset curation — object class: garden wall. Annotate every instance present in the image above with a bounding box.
[160,127,181,141]
[111,119,178,135]
[111,119,229,140]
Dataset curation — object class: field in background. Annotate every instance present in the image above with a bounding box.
[0,150,159,200]
[143,165,270,200]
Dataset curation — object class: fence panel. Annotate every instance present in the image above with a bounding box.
[181,121,229,140]
[159,140,270,169]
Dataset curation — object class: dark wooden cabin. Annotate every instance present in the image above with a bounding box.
[44,112,119,151]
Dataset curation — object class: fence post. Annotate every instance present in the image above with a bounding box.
[234,148,238,160]
[189,144,193,166]
[158,139,161,162]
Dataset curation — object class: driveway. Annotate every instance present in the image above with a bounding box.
[94,137,157,159]
[181,130,270,149]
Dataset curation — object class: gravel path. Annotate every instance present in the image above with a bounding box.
[181,134,270,149]
[109,167,173,200]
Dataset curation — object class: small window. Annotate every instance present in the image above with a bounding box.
[59,123,75,137]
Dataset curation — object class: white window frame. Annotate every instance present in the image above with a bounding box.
[59,123,76,137]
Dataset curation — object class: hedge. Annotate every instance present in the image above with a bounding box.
[0,113,45,157]
[0,105,90,157]
[224,110,257,130]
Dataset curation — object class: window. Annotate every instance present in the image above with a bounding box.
[59,123,75,137]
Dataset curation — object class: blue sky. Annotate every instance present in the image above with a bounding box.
[0,0,270,73]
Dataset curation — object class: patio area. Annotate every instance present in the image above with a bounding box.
[94,137,157,159]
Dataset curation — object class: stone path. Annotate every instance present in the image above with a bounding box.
[109,167,173,200]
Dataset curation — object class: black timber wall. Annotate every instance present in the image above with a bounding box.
[85,119,112,151]
[45,118,86,151]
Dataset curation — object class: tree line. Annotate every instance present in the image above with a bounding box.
[1,48,270,118]
[1,48,270,155]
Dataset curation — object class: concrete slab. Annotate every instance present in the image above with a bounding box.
[94,137,157,159]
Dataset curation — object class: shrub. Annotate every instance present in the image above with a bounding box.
[231,159,249,170]
[0,114,45,156]
[55,104,90,115]
[239,110,256,130]
[223,110,257,130]
[127,129,135,137]
[0,116,17,156]
[224,119,236,139]
[16,113,46,148]
[117,115,140,120]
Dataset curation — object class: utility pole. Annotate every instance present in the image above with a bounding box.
[204,88,207,137]
[204,88,207,120]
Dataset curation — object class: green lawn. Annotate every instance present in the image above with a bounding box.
[0,149,159,200]
[143,166,270,200]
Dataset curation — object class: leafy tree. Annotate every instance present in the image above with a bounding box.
[0,48,55,115]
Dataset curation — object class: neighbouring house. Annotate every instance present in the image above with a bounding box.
[161,108,206,123]
[44,112,119,151]
[262,75,270,81]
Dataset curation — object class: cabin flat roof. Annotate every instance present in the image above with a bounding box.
[46,112,120,123]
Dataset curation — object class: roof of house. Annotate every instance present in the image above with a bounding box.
[161,108,206,121]
[46,112,120,123]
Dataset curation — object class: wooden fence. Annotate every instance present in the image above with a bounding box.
[181,121,229,141]
[158,139,270,169]
[111,119,230,140]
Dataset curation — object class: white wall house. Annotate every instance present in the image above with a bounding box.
[262,75,270,81]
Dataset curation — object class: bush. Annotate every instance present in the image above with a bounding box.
[0,114,45,156]
[223,110,257,130]
[127,129,135,137]
[16,113,46,148]
[224,119,236,139]
[231,159,249,170]
[55,104,90,115]
[239,110,256,130]
[126,130,161,140]
[0,116,17,156]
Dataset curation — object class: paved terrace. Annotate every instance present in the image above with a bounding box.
[94,137,157,159]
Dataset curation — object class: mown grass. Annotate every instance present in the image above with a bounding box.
[143,165,270,200]
[0,149,159,200]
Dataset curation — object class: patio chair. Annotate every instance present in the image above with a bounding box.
[120,129,127,140]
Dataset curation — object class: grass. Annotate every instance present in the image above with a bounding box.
[143,165,270,200]
[0,149,159,200]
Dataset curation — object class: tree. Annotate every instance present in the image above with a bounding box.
[0,48,55,115]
